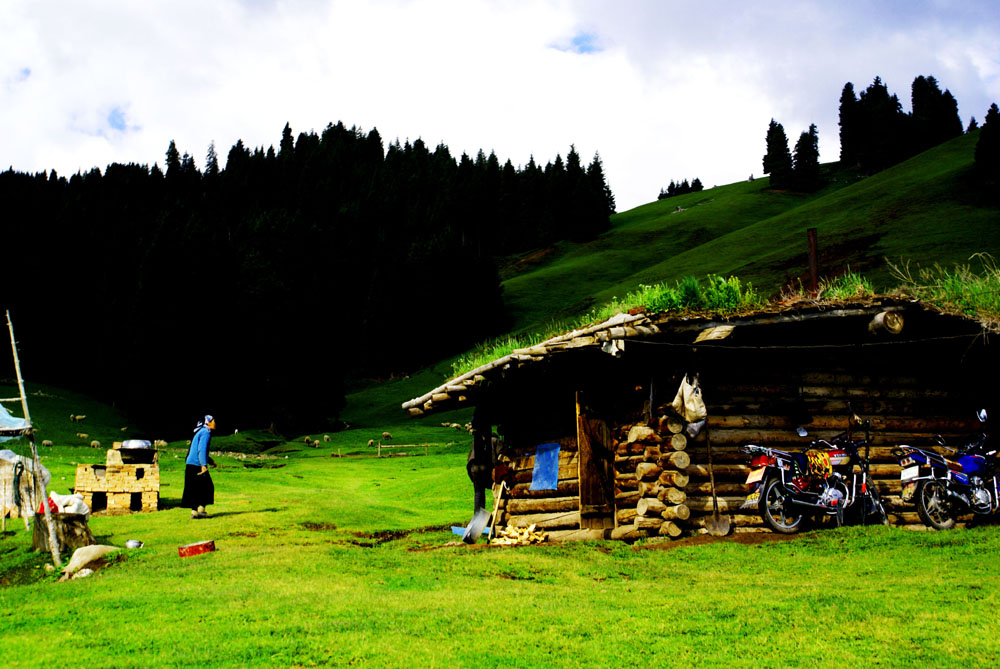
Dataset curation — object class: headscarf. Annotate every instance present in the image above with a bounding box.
[193,415,215,433]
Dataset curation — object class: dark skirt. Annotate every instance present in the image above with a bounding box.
[182,465,215,509]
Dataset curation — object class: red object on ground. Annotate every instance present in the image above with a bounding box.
[178,540,216,558]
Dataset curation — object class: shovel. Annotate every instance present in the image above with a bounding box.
[704,427,731,536]
[462,507,491,544]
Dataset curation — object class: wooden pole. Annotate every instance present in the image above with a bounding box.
[7,311,61,567]
[807,228,819,296]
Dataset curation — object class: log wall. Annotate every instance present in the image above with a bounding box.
[613,361,986,536]
[495,435,586,538]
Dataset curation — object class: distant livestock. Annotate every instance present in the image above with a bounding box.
[153,439,168,448]
[41,440,54,447]
[76,433,89,440]
[381,432,392,440]
[90,440,101,449]
[323,435,331,442]
[367,439,374,448]
[69,414,86,422]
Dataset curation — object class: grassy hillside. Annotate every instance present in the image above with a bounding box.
[502,132,998,334]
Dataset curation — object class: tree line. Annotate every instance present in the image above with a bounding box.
[1,121,615,433]
[762,74,998,192]
[657,177,704,200]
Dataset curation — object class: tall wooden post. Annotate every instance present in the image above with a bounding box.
[6,311,61,567]
[807,228,819,296]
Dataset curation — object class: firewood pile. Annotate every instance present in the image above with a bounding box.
[612,413,692,541]
[490,523,548,546]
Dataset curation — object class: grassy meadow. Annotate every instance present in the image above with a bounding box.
[3,383,1000,667]
[501,132,999,333]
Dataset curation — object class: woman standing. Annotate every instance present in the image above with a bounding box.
[182,415,215,519]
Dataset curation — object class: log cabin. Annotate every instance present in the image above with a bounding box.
[403,298,998,540]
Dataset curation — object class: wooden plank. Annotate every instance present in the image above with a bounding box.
[506,511,581,529]
[578,393,614,529]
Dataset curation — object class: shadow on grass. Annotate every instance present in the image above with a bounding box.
[208,508,279,518]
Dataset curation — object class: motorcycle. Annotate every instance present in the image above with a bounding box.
[740,415,888,534]
[892,409,997,530]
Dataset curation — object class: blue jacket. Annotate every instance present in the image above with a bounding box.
[186,427,212,466]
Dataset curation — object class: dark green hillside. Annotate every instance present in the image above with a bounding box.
[502,131,998,334]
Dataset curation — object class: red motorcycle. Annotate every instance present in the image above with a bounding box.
[740,416,888,533]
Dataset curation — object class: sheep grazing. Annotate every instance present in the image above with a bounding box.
[323,434,331,442]
[153,439,168,448]
[69,414,86,422]
[90,440,101,449]
[76,433,89,440]
[304,436,312,445]
[367,439,374,448]
[41,440,54,448]
[381,432,392,440]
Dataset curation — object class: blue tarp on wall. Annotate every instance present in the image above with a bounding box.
[529,442,561,490]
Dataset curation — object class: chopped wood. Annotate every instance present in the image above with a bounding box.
[658,521,683,538]
[657,487,687,505]
[636,497,666,517]
[658,451,690,469]
[637,481,660,497]
[643,445,662,461]
[635,462,662,481]
[668,433,687,451]
[659,415,684,435]
[491,523,548,546]
[658,470,690,488]
[626,425,660,444]
[661,504,690,521]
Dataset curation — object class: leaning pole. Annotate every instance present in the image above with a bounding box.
[6,311,61,567]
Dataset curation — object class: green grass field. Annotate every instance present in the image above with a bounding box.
[3,384,1000,666]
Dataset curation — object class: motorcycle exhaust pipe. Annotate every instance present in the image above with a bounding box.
[786,498,840,511]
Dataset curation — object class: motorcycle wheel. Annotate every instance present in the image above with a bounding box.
[865,479,890,526]
[759,477,805,534]
[915,479,955,530]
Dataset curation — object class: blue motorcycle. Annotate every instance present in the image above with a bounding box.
[892,410,998,530]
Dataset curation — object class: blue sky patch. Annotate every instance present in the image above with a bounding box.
[551,31,601,54]
[107,107,126,131]
[570,32,600,54]
[18,67,31,81]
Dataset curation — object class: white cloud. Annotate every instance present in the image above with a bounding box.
[0,0,998,209]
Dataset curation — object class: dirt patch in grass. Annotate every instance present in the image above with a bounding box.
[635,531,801,552]
[301,522,338,531]
[500,246,557,280]
[242,462,287,469]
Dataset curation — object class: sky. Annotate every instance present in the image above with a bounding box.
[2,0,998,212]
